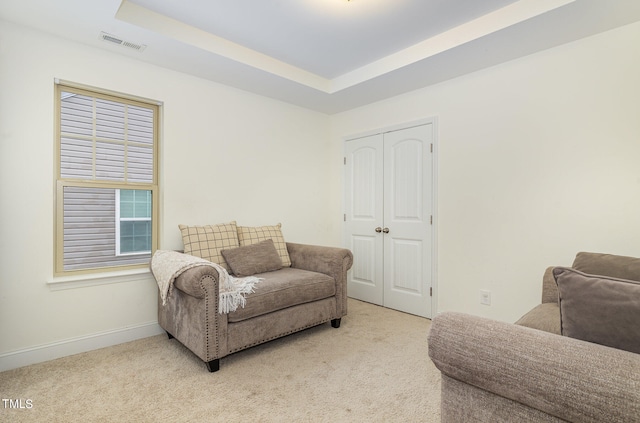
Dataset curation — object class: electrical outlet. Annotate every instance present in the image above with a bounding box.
[480,290,491,306]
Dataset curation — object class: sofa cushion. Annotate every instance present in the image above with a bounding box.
[179,221,239,271]
[221,239,283,277]
[227,268,335,323]
[515,303,561,335]
[572,252,640,282]
[553,267,640,354]
[237,223,291,267]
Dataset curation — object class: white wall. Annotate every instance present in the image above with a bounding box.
[2,16,640,370]
[0,20,331,367]
[330,21,640,322]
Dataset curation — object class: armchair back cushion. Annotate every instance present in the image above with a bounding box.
[554,267,640,354]
[572,252,640,282]
[541,252,640,305]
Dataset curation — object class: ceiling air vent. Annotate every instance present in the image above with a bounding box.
[99,32,147,52]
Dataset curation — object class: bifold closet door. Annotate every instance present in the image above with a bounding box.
[344,124,433,318]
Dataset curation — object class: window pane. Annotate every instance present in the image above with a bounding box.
[120,190,151,219]
[60,92,93,136]
[120,190,134,202]
[95,98,125,140]
[58,91,155,184]
[62,186,150,270]
[120,221,151,253]
[134,193,151,218]
[95,141,125,181]
[60,137,93,179]
[119,222,135,253]
[128,144,154,183]
[128,105,154,145]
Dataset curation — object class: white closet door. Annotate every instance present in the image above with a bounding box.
[344,134,384,305]
[382,125,433,318]
[344,123,434,318]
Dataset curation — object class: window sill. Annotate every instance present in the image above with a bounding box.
[48,268,153,291]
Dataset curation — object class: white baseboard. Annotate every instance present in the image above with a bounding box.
[0,322,165,372]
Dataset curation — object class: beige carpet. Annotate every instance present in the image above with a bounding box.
[0,299,441,422]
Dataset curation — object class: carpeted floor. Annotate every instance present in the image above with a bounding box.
[0,299,441,422]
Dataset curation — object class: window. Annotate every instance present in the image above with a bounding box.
[54,82,159,275]
[116,189,152,255]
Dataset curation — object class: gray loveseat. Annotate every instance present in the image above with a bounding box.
[428,252,640,422]
[157,242,353,372]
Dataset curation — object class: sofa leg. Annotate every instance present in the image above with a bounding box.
[206,359,220,373]
[166,331,174,340]
[331,318,341,328]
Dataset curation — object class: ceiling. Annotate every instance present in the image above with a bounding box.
[2,0,640,114]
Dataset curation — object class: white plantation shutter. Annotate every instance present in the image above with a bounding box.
[55,83,159,275]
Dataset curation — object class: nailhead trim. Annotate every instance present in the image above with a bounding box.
[228,318,335,353]
[200,275,219,361]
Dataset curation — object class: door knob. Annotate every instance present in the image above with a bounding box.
[375,227,382,233]
[383,227,390,233]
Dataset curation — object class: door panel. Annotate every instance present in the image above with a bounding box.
[383,125,433,317]
[389,238,422,294]
[344,134,384,305]
[390,139,423,222]
[350,235,377,287]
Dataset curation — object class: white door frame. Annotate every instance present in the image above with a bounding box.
[342,117,438,318]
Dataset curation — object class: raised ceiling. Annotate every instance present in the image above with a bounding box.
[127,0,521,79]
[1,0,640,114]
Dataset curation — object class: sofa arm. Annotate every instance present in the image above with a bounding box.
[172,264,221,299]
[158,261,225,366]
[428,312,640,423]
[541,266,559,303]
[287,242,353,319]
[286,242,353,277]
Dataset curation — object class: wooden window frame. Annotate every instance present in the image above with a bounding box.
[54,81,160,277]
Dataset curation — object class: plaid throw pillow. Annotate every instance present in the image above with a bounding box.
[179,221,239,271]
[237,223,291,267]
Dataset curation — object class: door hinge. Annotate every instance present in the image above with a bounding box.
[344,213,346,222]
[344,157,346,165]
[430,143,433,153]
[430,215,433,225]
[430,287,433,297]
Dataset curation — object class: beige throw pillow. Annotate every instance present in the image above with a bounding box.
[221,239,283,277]
[179,221,239,271]
[553,267,640,354]
[237,223,291,267]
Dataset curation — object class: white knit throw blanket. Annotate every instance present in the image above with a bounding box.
[151,250,261,314]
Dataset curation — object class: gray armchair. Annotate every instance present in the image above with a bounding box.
[428,252,640,422]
